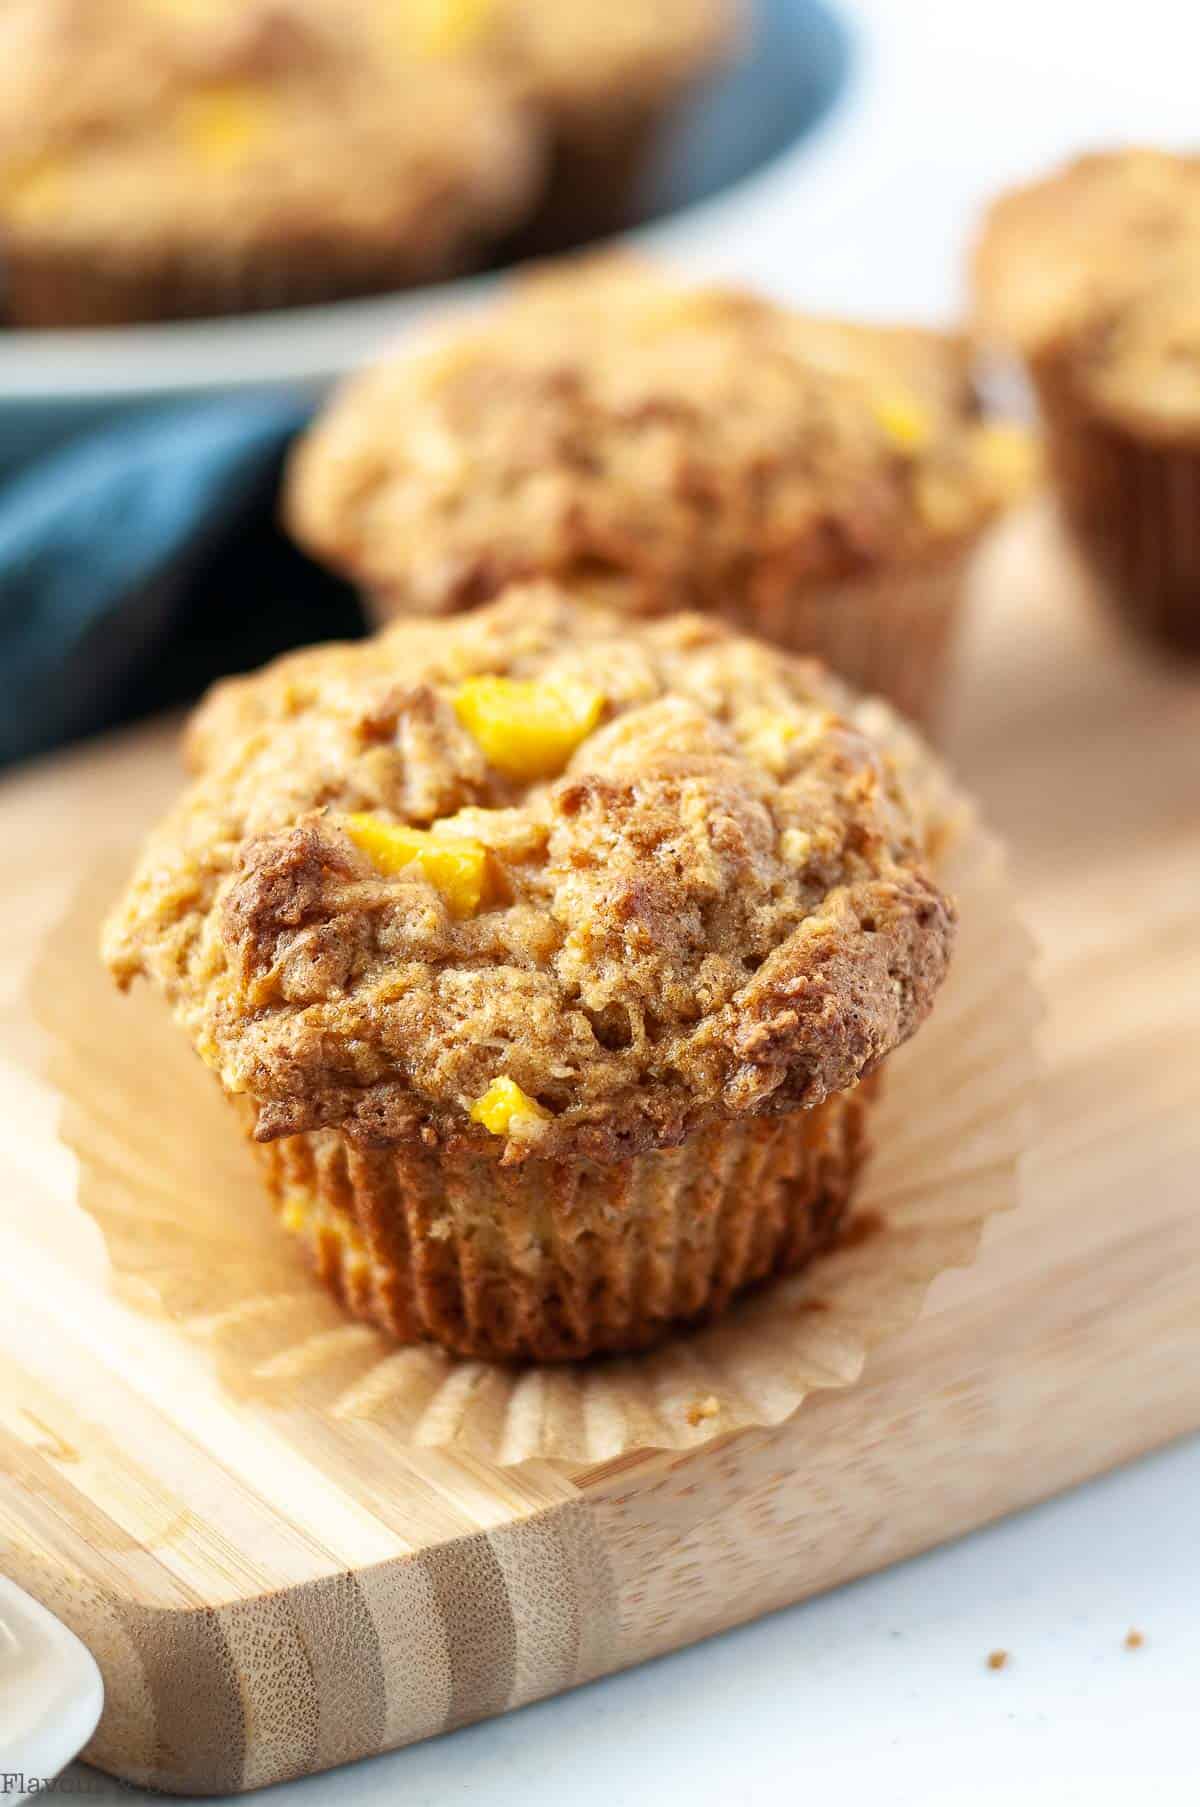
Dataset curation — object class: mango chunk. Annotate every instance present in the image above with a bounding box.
[874,392,932,453]
[345,812,488,918]
[176,84,271,168]
[454,675,605,780]
[469,1076,549,1136]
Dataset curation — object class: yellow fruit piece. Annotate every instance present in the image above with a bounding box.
[176,83,271,169]
[874,392,932,453]
[345,812,488,918]
[469,1076,549,1136]
[454,675,605,780]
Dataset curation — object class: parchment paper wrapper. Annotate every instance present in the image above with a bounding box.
[34,805,1036,1465]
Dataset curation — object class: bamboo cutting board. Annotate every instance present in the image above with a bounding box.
[1,506,1198,1795]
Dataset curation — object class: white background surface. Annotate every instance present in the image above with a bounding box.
[31,0,1200,1798]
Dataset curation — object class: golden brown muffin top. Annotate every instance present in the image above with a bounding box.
[0,0,539,260]
[103,587,956,1162]
[332,0,741,136]
[287,261,1034,620]
[974,149,1200,435]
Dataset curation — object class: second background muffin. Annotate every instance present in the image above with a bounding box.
[287,261,1033,728]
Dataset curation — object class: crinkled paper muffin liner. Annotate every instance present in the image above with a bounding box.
[35,800,1035,1465]
[241,1086,871,1364]
[729,547,972,730]
[1032,347,1200,656]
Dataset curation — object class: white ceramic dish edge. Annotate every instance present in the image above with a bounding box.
[0,1576,104,1802]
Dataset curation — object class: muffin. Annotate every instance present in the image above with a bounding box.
[102,585,956,1363]
[0,0,542,326]
[335,0,743,249]
[287,263,1034,727]
[974,148,1200,653]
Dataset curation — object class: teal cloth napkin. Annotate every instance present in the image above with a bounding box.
[0,398,363,766]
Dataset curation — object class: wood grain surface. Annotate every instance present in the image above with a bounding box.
[1,504,1197,1794]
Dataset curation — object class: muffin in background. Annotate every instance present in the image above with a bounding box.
[0,0,542,326]
[974,148,1200,655]
[337,0,744,250]
[102,586,955,1363]
[287,262,1035,727]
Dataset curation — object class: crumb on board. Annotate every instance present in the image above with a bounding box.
[686,1395,721,1427]
[986,1649,1009,1671]
[1125,1629,1144,1651]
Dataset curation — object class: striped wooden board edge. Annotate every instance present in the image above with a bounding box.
[0,1498,620,1793]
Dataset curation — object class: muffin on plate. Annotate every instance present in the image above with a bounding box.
[336,0,743,248]
[102,585,956,1363]
[974,148,1200,653]
[287,263,1034,727]
[0,0,542,326]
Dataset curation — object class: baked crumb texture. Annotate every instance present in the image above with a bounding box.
[287,262,1036,724]
[974,149,1200,652]
[0,0,542,325]
[104,587,956,1360]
